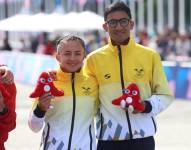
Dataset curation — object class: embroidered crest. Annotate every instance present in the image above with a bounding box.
[104,74,111,79]
[134,67,144,78]
[82,86,91,95]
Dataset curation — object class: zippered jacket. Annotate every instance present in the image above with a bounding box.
[28,68,98,150]
[84,37,173,141]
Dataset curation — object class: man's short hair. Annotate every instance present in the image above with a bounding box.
[104,1,132,21]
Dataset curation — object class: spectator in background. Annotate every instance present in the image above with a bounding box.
[163,31,178,61]
[43,40,56,55]
[85,30,103,54]
[176,33,191,57]
[155,33,169,60]
[0,38,12,51]
[154,28,191,61]
[85,34,98,54]
[30,36,39,53]
[18,38,31,53]
[36,39,56,56]
[137,29,148,46]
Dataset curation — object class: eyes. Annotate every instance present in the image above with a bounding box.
[59,50,84,57]
[64,51,82,56]
[39,77,53,83]
[107,18,130,28]
[47,77,53,82]
[40,78,46,83]
[123,89,138,95]
[132,90,138,95]
[124,89,130,94]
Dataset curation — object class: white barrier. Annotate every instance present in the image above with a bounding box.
[0,51,58,85]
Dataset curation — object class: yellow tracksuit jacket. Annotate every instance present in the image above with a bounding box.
[84,37,173,141]
[28,68,98,150]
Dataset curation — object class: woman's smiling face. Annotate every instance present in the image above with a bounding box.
[56,40,85,73]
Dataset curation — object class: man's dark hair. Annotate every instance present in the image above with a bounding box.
[104,1,132,21]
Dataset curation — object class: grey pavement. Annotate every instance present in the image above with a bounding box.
[5,83,191,150]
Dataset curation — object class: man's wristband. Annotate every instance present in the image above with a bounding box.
[0,107,8,115]
[34,105,46,118]
[141,101,152,113]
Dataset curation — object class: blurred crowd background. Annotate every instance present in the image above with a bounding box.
[0,0,190,61]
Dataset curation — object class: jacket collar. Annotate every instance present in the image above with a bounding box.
[111,38,130,46]
[108,36,136,53]
[56,67,83,82]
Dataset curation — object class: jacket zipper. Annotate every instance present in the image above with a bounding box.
[117,45,133,139]
[89,125,93,150]
[67,73,76,150]
[99,113,103,139]
[151,117,157,133]
[43,123,50,150]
